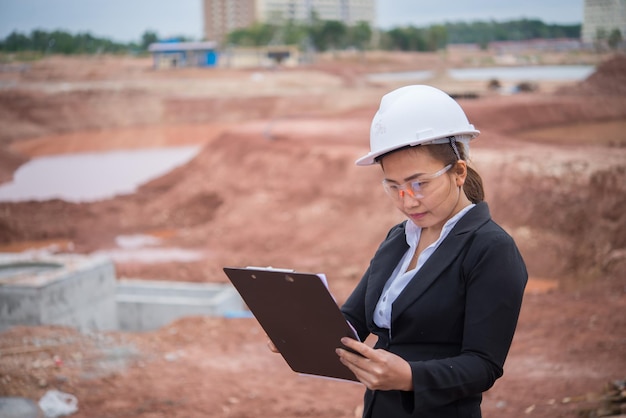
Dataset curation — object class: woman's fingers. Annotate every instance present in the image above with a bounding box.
[336,338,413,391]
[339,337,375,358]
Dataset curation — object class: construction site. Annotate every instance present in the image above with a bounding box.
[0,46,625,417]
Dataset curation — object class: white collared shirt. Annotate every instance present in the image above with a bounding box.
[373,204,475,331]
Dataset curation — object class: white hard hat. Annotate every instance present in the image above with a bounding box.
[355,85,480,166]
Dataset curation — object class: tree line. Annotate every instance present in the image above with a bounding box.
[229,18,582,51]
[0,19,583,55]
[0,30,133,55]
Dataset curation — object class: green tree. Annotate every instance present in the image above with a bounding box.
[141,31,159,50]
[608,29,623,49]
[426,25,447,50]
[227,23,277,46]
[1,31,31,51]
[347,21,372,50]
[595,27,608,51]
[0,29,135,54]
[383,26,427,51]
[48,30,75,54]
[310,20,346,51]
[444,19,581,45]
[279,20,308,45]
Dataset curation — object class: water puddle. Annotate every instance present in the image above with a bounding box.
[367,70,433,83]
[0,146,201,203]
[91,247,205,263]
[91,233,205,264]
[367,65,595,83]
[447,65,594,81]
[0,234,206,264]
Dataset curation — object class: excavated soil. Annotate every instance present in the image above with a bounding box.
[0,51,625,418]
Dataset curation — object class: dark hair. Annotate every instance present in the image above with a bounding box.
[377,139,485,203]
[424,141,484,204]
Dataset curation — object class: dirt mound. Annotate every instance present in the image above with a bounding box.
[557,53,626,96]
[0,89,161,144]
[491,162,626,283]
[0,147,27,183]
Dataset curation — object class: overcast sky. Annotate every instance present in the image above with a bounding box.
[0,0,584,43]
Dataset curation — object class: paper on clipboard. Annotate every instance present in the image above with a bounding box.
[223,266,360,382]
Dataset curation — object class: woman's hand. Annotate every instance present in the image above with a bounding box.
[336,337,413,391]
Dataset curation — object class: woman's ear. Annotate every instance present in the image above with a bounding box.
[455,161,467,187]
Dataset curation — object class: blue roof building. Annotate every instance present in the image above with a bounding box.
[148,41,219,69]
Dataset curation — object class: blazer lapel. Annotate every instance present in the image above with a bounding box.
[364,223,409,323]
[390,203,492,324]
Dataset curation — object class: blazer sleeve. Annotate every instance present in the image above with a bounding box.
[406,226,528,413]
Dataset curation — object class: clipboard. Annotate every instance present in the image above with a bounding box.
[223,266,359,382]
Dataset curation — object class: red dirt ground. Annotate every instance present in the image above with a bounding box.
[0,51,625,418]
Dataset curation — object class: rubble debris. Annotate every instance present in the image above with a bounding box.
[579,379,626,417]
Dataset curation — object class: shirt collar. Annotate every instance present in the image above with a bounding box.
[405,204,476,248]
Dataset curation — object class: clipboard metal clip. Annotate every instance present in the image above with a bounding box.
[245,266,295,273]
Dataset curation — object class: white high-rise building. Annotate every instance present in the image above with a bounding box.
[256,0,375,26]
[581,0,626,43]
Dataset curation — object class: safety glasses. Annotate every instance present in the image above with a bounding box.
[382,164,453,201]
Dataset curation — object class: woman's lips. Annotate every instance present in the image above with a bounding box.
[409,212,426,221]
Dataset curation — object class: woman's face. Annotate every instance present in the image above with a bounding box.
[380,146,467,232]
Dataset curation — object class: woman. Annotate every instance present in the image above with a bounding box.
[335,85,528,418]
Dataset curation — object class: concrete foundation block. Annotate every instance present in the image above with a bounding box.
[0,254,118,332]
[116,279,245,331]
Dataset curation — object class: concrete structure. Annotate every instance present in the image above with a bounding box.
[148,41,219,69]
[116,279,245,331]
[0,254,117,332]
[203,0,256,45]
[582,0,626,44]
[0,397,43,418]
[0,254,246,333]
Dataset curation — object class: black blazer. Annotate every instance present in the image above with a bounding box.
[341,202,527,418]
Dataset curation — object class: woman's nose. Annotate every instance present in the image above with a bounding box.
[401,191,421,208]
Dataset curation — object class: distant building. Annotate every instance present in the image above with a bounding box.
[256,0,375,26]
[203,0,256,45]
[202,0,376,46]
[582,0,626,44]
[220,45,301,68]
[148,41,219,69]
